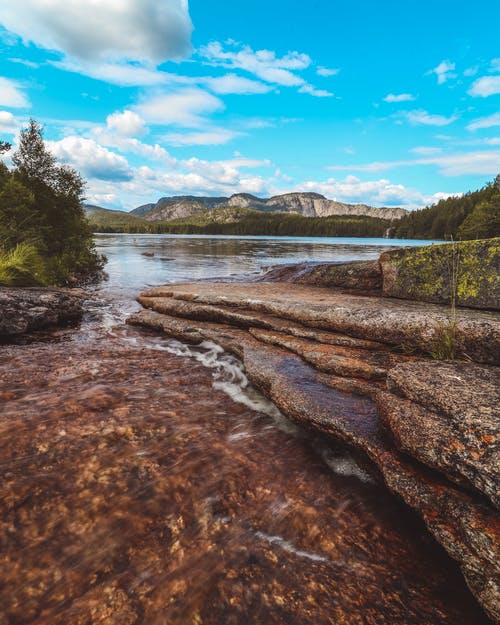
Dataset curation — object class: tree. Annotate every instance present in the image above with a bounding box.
[0,119,104,285]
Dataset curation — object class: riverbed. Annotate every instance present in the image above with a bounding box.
[0,234,489,624]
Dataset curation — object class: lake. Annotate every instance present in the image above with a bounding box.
[94,233,439,296]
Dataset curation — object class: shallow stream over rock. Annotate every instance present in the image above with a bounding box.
[1,234,490,624]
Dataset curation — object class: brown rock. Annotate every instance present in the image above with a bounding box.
[0,287,85,337]
[128,309,500,621]
[256,260,383,291]
[139,282,500,364]
[378,361,500,508]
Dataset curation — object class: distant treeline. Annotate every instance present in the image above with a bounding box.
[91,213,392,238]
[394,176,500,240]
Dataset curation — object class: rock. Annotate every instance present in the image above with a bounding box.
[380,239,500,310]
[377,361,500,508]
[137,294,388,351]
[0,287,85,337]
[256,260,383,291]
[139,282,500,364]
[1,332,490,625]
[128,309,500,622]
[141,251,154,257]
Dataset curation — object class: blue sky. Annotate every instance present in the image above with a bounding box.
[0,0,499,210]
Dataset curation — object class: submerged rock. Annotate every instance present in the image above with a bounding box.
[0,287,85,337]
[128,309,500,622]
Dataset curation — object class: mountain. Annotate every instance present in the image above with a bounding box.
[132,193,407,222]
[83,204,145,228]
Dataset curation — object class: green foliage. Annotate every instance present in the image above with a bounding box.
[431,322,457,360]
[0,119,105,286]
[0,242,49,286]
[87,205,392,238]
[395,177,500,240]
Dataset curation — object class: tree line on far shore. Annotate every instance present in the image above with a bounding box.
[90,177,500,241]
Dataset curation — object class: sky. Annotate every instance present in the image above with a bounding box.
[0,0,499,211]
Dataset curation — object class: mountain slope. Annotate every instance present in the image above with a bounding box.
[134,192,406,222]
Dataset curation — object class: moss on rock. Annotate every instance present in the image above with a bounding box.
[380,238,500,310]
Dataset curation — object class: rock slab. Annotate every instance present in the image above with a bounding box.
[0,287,85,336]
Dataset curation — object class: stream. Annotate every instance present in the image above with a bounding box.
[0,234,490,624]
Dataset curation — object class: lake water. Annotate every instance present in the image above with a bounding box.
[94,233,439,296]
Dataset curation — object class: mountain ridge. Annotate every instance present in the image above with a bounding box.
[130,192,407,222]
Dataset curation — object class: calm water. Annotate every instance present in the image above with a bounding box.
[94,233,439,300]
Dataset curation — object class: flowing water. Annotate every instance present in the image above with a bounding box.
[0,234,490,624]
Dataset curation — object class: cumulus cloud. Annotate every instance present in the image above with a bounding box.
[0,0,193,63]
[0,110,18,133]
[383,93,415,103]
[135,88,224,127]
[294,176,443,208]
[468,74,500,97]
[403,109,457,126]
[427,59,456,84]
[298,84,333,97]
[47,136,133,181]
[467,112,500,131]
[0,77,29,108]
[106,110,146,137]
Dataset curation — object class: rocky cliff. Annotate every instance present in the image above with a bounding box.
[132,192,407,222]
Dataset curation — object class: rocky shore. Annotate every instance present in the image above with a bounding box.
[129,241,500,621]
[0,239,498,623]
[0,287,86,337]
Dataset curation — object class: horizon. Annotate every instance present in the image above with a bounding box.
[0,0,499,212]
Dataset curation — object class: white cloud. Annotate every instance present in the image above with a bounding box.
[47,136,133,181]
[468,75,500,97]
[0,0,193,63]
[0,110,18,133]
[327,150,500,177]
[403,109,457,126]
[294,176,447,209]
[106,110,146,137]
[383,93,415,103]
[410,146,443,155]
[199,41,311,88]
[206,74,272,95]
[467,112,500,131]
[163,128,242,146]
[316,67,339,77]
[0,77,29,108]
[298,84,333,97]
[51,60,171,87]
[135,88,224,127]
[427,59,456,84]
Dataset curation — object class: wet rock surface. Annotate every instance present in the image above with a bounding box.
[0,326,491,625]
[254,260,383,291]
[0,287,85,336]
[131,282,500,622]
[140,282,500,364]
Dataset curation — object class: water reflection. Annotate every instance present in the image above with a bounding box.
[94,233,438,296]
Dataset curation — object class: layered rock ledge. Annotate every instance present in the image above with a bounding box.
[129,279,500,621]
[0,287,85,337]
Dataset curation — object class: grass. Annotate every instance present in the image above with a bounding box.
[0,242,48,286]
